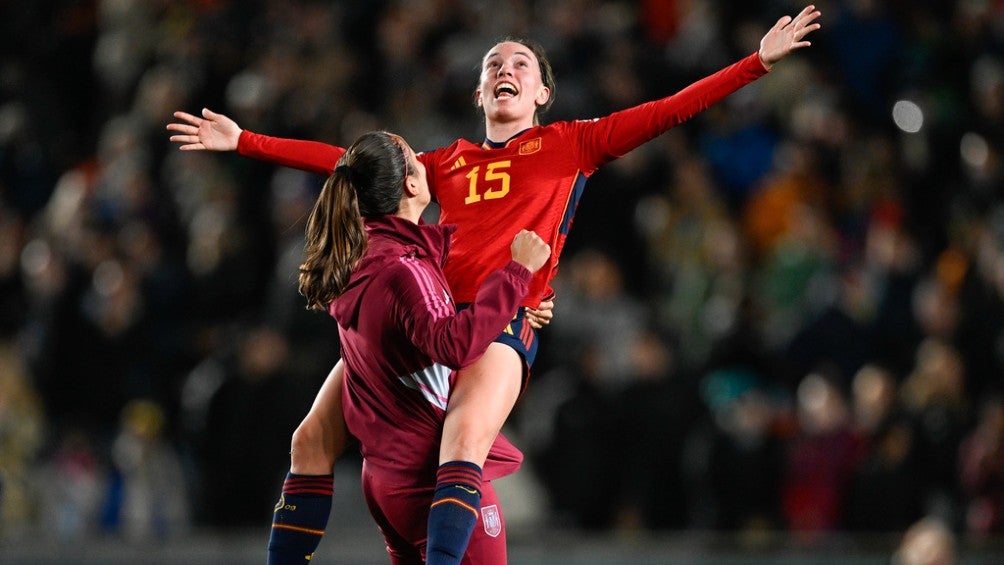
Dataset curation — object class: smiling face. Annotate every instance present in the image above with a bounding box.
[476,41,551,128]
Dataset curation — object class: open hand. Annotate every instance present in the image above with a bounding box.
[758,5,822,70]
[166,108,242,151]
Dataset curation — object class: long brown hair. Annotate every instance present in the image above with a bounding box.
[299,131,409,310]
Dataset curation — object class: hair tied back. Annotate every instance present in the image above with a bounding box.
[335,164,356,185]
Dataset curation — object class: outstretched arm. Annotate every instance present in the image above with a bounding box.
[570,5,822,169]
[167,107,344,175]
[758,5,822,70]
[167,108,241,151]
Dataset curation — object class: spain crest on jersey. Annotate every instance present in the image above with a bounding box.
[481,504,502,537]
[518,137,542,155]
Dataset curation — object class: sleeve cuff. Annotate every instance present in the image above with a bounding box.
[503,260,533,284]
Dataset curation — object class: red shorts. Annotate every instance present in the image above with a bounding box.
[360,460,507,565]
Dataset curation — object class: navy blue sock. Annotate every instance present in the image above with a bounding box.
[267,472,333,564]
[426,461,483,565]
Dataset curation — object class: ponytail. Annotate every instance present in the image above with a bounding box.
[298,131,410,311]
[299,168,366,310]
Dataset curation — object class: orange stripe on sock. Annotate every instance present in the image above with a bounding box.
[430,497,479,519]
[272,523,326,536]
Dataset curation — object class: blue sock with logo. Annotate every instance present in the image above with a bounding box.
[267,472,333,564]
[425,461,483,565]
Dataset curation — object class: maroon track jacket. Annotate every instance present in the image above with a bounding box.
[330,214,529,483]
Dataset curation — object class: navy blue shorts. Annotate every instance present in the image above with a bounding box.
[495,306,539,367]
[457,304,539,374]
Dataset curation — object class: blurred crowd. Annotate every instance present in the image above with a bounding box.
[1,0,1003,555]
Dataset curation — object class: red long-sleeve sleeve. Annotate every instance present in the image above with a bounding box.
[570,51,769,170]
[236,130,344,176]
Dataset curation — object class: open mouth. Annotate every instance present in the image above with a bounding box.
[494,82,518,99]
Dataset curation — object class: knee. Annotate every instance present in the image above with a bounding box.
[289,417,331,472]
[441,416,500,464]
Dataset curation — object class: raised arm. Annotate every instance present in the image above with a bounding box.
[570,5,822,170]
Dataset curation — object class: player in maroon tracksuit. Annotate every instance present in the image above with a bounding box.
[167,7,821,563]
[294,130,549,563]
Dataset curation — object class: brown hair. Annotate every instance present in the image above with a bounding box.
[298,131,409,310]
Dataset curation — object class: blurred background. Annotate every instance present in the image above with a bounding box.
[2,0,1004,563]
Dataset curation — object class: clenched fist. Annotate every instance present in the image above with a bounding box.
[510,229,550,274]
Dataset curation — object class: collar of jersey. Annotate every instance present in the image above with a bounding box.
[482,128,532,150]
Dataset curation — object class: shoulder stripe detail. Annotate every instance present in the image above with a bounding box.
[399,255,450,320]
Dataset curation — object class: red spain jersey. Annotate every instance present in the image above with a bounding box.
[238,52,768,306]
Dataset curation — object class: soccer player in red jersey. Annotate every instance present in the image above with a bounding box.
[168,7,821,564]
